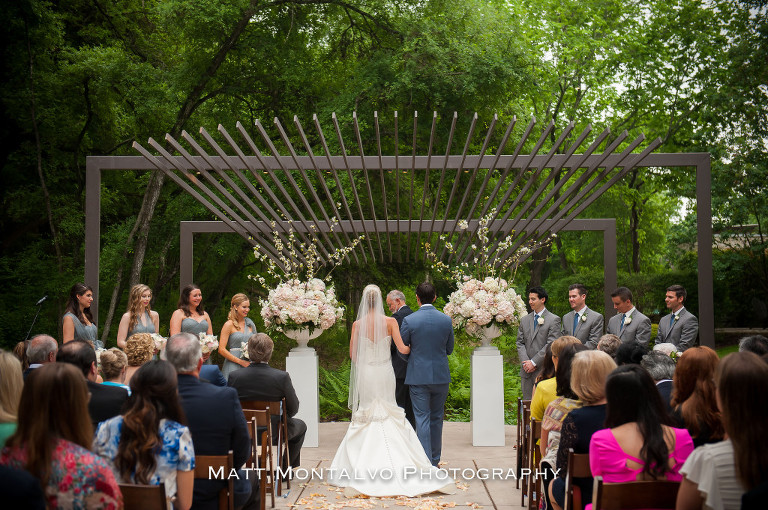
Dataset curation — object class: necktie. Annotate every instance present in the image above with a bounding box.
[670,314,676,327]
[534,313,539,332]
[573,313,579,334]
[620,313,626,331]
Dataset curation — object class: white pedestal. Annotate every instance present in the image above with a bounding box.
[470,350,505,446]
[285,350,319,447]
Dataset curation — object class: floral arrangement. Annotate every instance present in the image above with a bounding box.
[198,332,218,354]
[250,221,364,335]
[260,278,344,333]
[443,276,528,337]
[150,333,167,353]
[426,208,554,340]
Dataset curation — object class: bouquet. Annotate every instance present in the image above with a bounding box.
[260,278,344,333]
[150,333,167,353]
[198,332,218,354]
[443,276,528,338]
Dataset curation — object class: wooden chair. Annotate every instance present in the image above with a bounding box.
[119,482,166,510]
[591,477,681,510]
[241,399,291,494]
[516,398,530,490]
[526,418,543,510]
[564,449,591,510]
[194,450,235,510]
[242,409,275,509]
[520,400,532,504]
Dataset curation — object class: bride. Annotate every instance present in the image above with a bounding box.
[328,284,455,497]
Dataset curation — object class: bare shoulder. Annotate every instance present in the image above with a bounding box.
[150,310,159,319]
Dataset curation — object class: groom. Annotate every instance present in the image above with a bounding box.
[400,282,454,467]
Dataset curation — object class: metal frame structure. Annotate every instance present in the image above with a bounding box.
[85,113,713,346]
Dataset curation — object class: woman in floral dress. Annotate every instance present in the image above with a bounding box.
[0,363,122,509]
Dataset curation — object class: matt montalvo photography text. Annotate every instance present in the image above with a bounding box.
[207,466,561,482]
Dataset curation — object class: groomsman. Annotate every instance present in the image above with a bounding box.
[386,289,415,428]
[656,285,699,351]
[606,287,652,348]
[516,286,561,400]
[561,283,604,349]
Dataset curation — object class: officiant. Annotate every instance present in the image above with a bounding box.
[386,289,416,429]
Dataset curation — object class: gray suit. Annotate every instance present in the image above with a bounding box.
[561,307,604,349]
[657,307,698,351]
[606,308,652,348]
[516,309,561,400]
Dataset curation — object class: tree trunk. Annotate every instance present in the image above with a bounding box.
[528,244,552,289]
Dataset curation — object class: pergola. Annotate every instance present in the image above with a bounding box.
[85,112,714,346]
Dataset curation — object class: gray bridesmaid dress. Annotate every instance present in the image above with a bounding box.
[221,318,256,381]
[64,311,103,350]
[127,311,156,336]
[181,316,211,363]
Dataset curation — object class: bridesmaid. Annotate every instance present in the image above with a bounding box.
[116,284,160,349]
[170,284,213,360]
[62,283,102,349]
[219,293,257,380]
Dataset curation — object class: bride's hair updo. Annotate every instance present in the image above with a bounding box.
[363,285,381,310]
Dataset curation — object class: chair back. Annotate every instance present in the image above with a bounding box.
[591,476,681,510]
[241,408,275,508]
[241,398,291,494]
[564,448,591,510]
[527,419,543,510]
[194,450,235,510]
[119,482,166,510]
[519,400,532,505]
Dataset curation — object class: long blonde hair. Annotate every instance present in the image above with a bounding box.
[227,293,249,332]
[0,350,23,423]
[127,284,152,332]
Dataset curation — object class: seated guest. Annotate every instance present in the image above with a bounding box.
[57,340,128,428]
[677,352,768,510]
[23,334,57,379]
[613,341,647,365]
[671,346,724,447]
[94,360,194,510]
[124,332,156,385]
[590,365,693,490]
[12,341,29,371]
[549,350,617,510]
[166,332,251,510]
[539,344,588,507]
[738,335,768,356]
[653,342,681,357]
[228,333,307,468]
[531,336,581,420]
[532,344,555,396]
[0,363,121,508]
[596,334,621,359]
[641,351,676,414]
[99,348,131,395]
[0,350,24,447]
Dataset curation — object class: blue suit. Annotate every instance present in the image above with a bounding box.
[199,364,227,387]
[400,304,454,466]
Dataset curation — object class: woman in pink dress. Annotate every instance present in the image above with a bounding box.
[588,365,694,508]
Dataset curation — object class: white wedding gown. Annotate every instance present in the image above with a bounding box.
[327,336,454,497]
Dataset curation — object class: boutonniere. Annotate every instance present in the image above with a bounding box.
[673,314,680,322]
[537,316,545,326]
[580,313,587,322]
[624,314,632,325]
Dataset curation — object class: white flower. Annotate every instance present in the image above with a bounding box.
[537,316,545,326]
[198,333,218,354]
[624,315,632,325]
[580,313,587,322]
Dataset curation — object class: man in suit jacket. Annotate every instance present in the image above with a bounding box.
[516,286,561,400]
[606,287,652,349]
[657,285,699,351]
[386,289,415,428]
[228,333,306,469]
[641,351,676,415]
[166,333,252,510]
[200,364,227,386]
[23,334,57,380]
[400,282,454,467]
[56,340,128,428]
[561,283,604,349]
